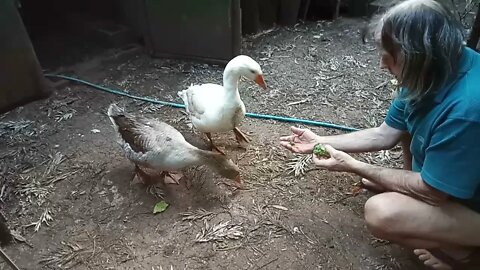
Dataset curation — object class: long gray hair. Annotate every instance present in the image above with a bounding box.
[365,0,465,103]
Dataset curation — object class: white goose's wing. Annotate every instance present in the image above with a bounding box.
[177,83,227,128]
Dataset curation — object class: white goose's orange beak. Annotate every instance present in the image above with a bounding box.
[255,74,267,90]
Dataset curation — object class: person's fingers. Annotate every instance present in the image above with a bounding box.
[313,159,334,167]
[280,135,304,144]
[279,135,294,141]
[279,141,293,149]
[279,141,300,153]
[279,141,291,147]
[323,144,337,154]
[312,154,335,167]
[290,126,305,136]
[291,145,307,153]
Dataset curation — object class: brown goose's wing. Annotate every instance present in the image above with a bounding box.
[107,104,156,153]
[107,104,187,153]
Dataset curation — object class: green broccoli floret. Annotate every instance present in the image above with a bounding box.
[313,143,330,158]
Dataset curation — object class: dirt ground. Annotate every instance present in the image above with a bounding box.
[1,14,476,269]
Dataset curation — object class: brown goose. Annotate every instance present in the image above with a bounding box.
[107,104,241,185]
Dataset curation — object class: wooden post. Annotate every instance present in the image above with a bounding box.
[259,0,279,28]
[333,0,341,20]
[467,4,480,50]
[0,212,12,245]
[278,0,301,25]
[241,0,260,34]
[0,0,51,113]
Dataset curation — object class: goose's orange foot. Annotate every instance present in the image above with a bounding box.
[163,171,183,185]
[205,132,226,155]
[233,127,250,148]
[133,165,157,185]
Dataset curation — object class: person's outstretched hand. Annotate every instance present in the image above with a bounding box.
[280,126,319,154]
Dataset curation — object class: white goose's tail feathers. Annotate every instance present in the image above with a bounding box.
[177,89,187,103]
[177,83,195,112]
[106,103,132,147]
[107,103,124,127]
[177,84,195,99]
[107,103,123,116]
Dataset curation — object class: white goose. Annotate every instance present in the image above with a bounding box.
[177,55,267,154]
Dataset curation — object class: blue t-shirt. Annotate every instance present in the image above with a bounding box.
[385,47,480,212]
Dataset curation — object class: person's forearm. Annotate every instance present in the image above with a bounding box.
[349,160,448,205]
[315,127,393,153]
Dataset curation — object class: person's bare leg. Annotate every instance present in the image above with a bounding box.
[361,178,386,193]
[413,248,474,270]
[361,133,475,269]
[364,192,480,269]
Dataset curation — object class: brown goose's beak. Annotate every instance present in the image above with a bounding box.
[255,74,267,90]
[234,174,241,183]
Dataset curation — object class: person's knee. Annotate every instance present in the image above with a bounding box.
[364,193,404,238]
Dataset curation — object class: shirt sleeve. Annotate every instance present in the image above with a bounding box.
[384,94,407,131]
[421,118,480,199]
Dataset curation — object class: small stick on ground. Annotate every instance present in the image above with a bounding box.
[0,248,21,270]
[286,99,309,106]
[256,257,278,270]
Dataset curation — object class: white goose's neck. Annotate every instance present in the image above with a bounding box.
[222,64,242,101]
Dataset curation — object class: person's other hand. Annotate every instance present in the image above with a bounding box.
[280,126,318,154]
[312,145,358,172]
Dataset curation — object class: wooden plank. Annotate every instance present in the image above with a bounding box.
[143,0,241,64]
[0,0,50,113]
[467,4,480,50]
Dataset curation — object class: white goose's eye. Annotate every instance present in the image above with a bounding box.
[249,69,256,74]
